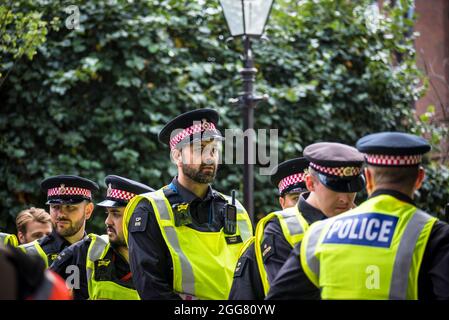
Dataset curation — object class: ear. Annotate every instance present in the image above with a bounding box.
[279,196,285,209]
[84,202,94,220]
[171,148,183,167]
[305,174,315,192]
[364,167,375,196]
[414,166,426,191]
[17,231,25,244]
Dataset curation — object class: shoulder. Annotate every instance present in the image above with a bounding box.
[264,218,283,236]
[429,220,449,245]
[38,233,54,247]
[127,198,154,233]
[306,216,329,232]
[50,238,91,268]
[213,189,241,206]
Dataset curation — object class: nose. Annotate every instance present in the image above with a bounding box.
[338,193,351,205]
[52,207,66,219]
[202,151,217,165]
[105,213,113,226]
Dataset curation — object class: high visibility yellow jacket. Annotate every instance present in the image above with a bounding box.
[124,188,253,300]
[86,234,139,300]
[301,194,437,299]
[253,206,309,295]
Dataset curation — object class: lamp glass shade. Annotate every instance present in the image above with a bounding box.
[219,0,274,37]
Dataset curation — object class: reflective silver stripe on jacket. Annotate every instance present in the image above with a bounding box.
[389,209,433,300]
[86,235,109,288]
[151,191,171,220]
[304,222,327,277]
[22,241,40,256]
[280,209,304,237]
[88,235,109,261]
[237,219,251,241]
[152,195,196,296]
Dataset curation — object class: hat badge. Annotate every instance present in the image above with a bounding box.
[201,119,211,130]
[107,183,112,197]
[343,167,353,176]
[59,184,66,195]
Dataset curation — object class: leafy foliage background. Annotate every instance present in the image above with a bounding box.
[1,0,448,234]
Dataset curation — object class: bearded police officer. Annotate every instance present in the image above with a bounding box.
[267,132,449,300]
[50,175,153,300]
[20,175,99,267]
[124,108,253,300]
[230,144,366,299]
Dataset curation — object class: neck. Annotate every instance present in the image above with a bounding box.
[370,184,414,199]
[116,246,129,263]
[64,226,85,244]
[177,172,209,199]
[305,192,330,217]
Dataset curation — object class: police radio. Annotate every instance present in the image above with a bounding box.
[224,190,237,235]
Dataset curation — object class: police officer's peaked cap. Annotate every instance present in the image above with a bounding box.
[356,132,431,166]
[41,175,99,205]
[270,157,309,196]
[158,108,224,150]
[304,142,365,193]
[97,175,155,208]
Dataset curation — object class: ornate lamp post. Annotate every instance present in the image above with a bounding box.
[219,0,274,225]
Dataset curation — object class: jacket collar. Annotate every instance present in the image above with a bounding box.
[298,192,327,224]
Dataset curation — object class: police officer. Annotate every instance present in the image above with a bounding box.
[0,232,19,247]
[20,175,99,267]
[50,175,153,300]
[124,108,253,300]
[229,144,366,299]
[272,158,310,210]
[267,132,449,300]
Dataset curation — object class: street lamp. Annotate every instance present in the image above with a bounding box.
[219,0,274,226]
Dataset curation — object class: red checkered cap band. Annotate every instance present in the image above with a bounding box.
[310,162,361,177]
[365,154,422,166]
[169,121,220,150]
[278,173,305,194]
[48,187,92,198]
[107,188,136,201]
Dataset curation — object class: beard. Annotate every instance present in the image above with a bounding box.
[107,226,126,247]
[55,215,85,237]
[110,237,126,248]
[182,163,217,184]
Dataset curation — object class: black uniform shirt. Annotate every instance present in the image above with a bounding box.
[50,237,132,300]
[38,229,76,266]
[228,192,326,300]
[266,189,449,300]
[127,177,230,300]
